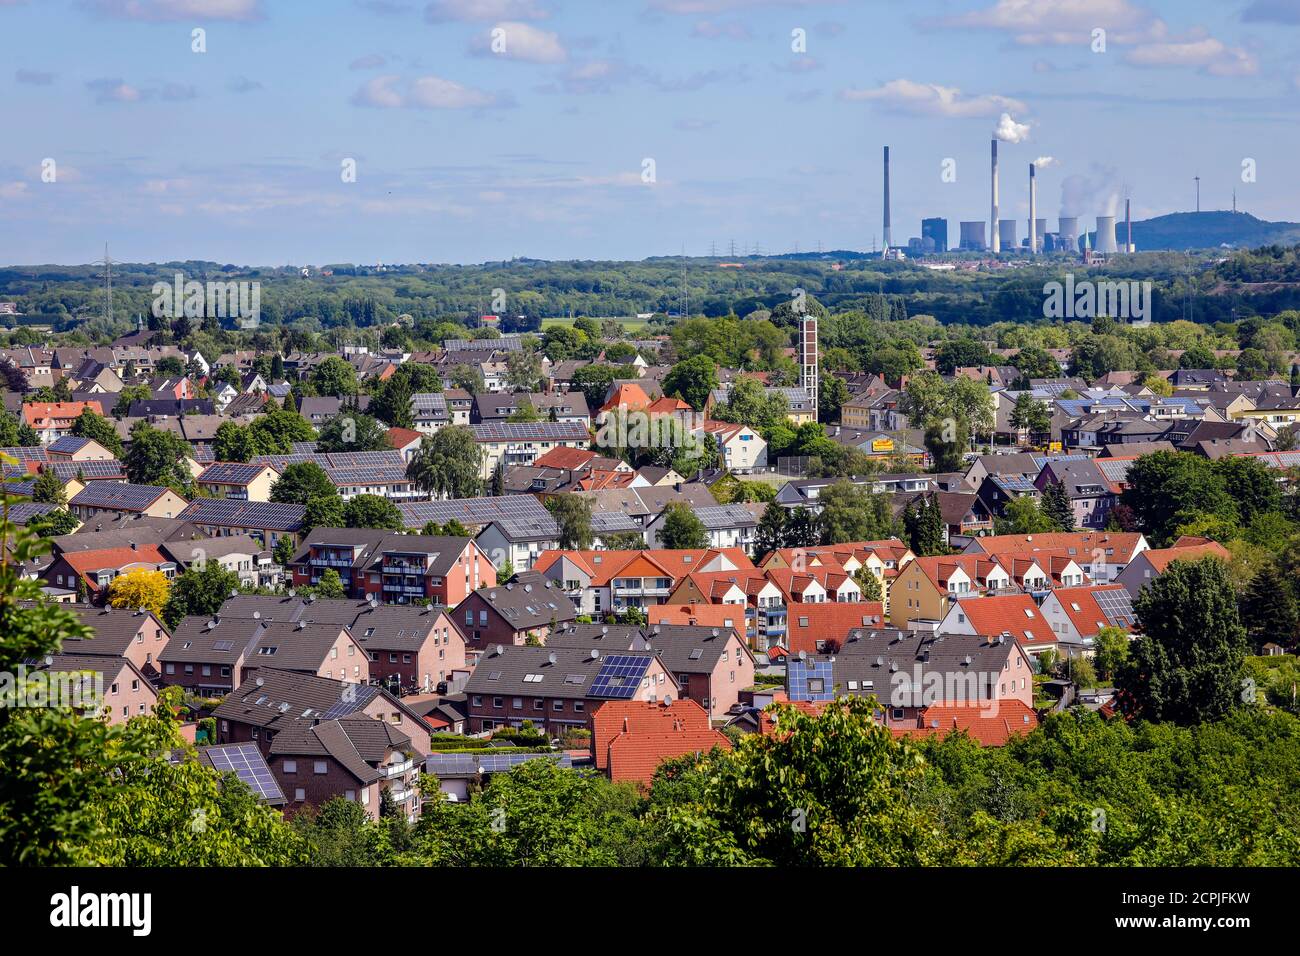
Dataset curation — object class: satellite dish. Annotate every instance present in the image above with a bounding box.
[253,611,261,620]
[495,644,505,656]
[589,649,599,660]
[548,652,557,665]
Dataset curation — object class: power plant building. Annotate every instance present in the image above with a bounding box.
[1094,215,1119,255]
[997,219,1018,250]
[921,217,947,253]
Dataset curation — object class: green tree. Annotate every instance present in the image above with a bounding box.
[1040,480,1075,532]
[854,567,884,602]
[1240,562,1298,652]
[406,427,484,500]
[68,407,124,456]
[317,412,391,453]
[505,350,544,392]
[162,558,243,629]
[662,354,719,411]
[817,481,896,545]
[273,536,296,566]
[1214,455,1282,525]
[545,495,594,550]
[248,402,317,454]
[905,493,946,556]
[312,568,347,599]
[753,502,787,561]
[1009,393,1051,440]
[312,356,359,397]
[995,495,1056,535]
[1092,626,1131,682]
[271,461,337,505]
[212,421,257,463]
[123,421,194,492]
[658,502,709,549]
[27,508,80,537]
[30,467,67,506]
[343,494,403,530]
[784,506,819,547]
[1118,556,1249,724]
[1120,451,1233,546]
[304,494,345,532]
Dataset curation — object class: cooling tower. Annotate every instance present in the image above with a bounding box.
[990,140,1000,253]
[960,221,987,251]
[1058,217,1080,250]
[997,219,1018,249]
[882,146,892,251]
[1095,215,1118,255]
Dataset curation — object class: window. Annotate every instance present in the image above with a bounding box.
[492,697,503,709]
[553,699,564,711]
[471,695,482,707]
[512,697,523,710]
[283,760,297,773]
[314,761,327,774]
[294,788,305,802]
[534,698,544,710]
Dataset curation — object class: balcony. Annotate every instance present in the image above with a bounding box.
[387,787,416,803]
[379,758,414,778]
[309,555,354,568]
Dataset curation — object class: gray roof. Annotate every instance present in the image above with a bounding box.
[178,499,305,532]
[397,494,559,541]
[214,668,384,730]
[425,751,572,779]
[471,572,576,632]
[464,643,666,700]
[161,616,353,674]
[57,604,161,658]
[287,528,472,578]
[548,621,749,674]
[69,482,173,512]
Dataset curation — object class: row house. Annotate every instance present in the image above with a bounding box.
[531,546,755,618]
[470,421,592,480]
[1039,583,1137,656]
[57,604,171,681]
[215,593,469,695]
[962,531,1149,585]
[287,528,494,606]
[195,462,279,502]
[397,494,561,572]
[43,544,177,602]
[177,498,306,550]
[252,449,419,501]
[939,592,1061,659]
[548,621,756,720]
[68,482,188,522]
[38,653,159,725]
[785,627,1037,745]
[463,644,679,735]
[214,669,431,821]
[22,400,106,444]
[157,616,370,696]
[589,699,731,787]
[1114,539,1232,600]
[162,533,283,590]
[472,391,591,427]
[454,571,577,653]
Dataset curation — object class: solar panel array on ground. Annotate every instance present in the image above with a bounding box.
[199,743,286,805]
[179,498,306,531]
[396,494,559,537]
[588,654,654,700]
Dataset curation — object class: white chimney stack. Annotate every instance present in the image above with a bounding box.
[1029,163,1038,254]
[990,140,1000,253]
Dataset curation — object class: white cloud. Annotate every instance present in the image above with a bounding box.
[840,79,1026,118]
[351,73,503,109]
[85,0,263,21]
[469,21,567,63]
[1033,156,1058,169]
[424,0,548,21]
[994,112,1032,142]
[941,0,1158,45]
[86,78,143,103]
[1125,37,1258,76]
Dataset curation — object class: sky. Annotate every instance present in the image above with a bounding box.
[2,0,1300,266]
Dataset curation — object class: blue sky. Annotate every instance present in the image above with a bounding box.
[2,0,1300,266]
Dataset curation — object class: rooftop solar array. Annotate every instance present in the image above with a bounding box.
[787,658,836,702]
[1094,588,1135,628]
[0,446,50,464]
[2,479,37,497]
[993,475,1039,493]
[47,460,125,480]
[70,483,169,510]
[589,511,642,533]
[199,743,286,805]
[251,450,410,488]
[199,462,272,485]
[424,751,572,777]
[470,422,590,442]
[691,504,760,529]
[3,501,58,524]
[588,653,654,699]
[320,683,382,720]
[289,442,318,454]
[442,335,524,352]
[47,435,93,454]
[1095,459,1135,484]
[411,393,448,415]
[179,498,306,531]
[397,494,559,538]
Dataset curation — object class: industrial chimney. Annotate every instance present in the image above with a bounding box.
[1029,163,1037,254]
[882,146,892,252]
[990,140,1000,253]
[1095,215,1119,255]
[1125,198,1133,253]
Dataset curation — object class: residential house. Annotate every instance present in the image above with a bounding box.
[454,571,577,652]
[1114,540,1232,599]
[177,498,305,549]
[938,593,1060,658]
[588,699,731,786]
[471,421,591,479]
[195,462,279,502]
[1039,584,1137,656]
[22,401,106,444]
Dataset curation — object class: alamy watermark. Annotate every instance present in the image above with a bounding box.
[151,272,261,329]
[0,664,105,711]
[1042,273,1152,327]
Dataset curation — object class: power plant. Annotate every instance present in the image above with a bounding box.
[990,140,1000,253]
[1058,217,1079,251]
[997,219,1017,250]
[1094,215,1119,255]
[959,221,987,251]
[882,146,892,252]
[1028,164,1038,254]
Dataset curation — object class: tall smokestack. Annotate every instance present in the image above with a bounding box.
[1029,163,1037,254]
[990,140,1000,253]
[882,146,892,252]
[1125,198,1132,253]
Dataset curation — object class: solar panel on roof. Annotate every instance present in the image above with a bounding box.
[201,743,285,803]
[320,683,380,720]
[1093,588,1134,627]
[70,483,167,510]
[787,658,835,702]
[588,654,653,699]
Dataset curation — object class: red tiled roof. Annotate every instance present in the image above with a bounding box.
[533,547,754,587]
[22,401,105,428]
[647,603,746,631]
[61,545,170,590]
[385,427,423,450]
[532,446,600,470]
[951,593,1056,649]
[606,728,732,786]
[969,531,1146,561]
[784,601,886,655]
[590,698,711,771]
[892,699,1039,746]
[1047,584,1134,636]
[1141,541,1231,573]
